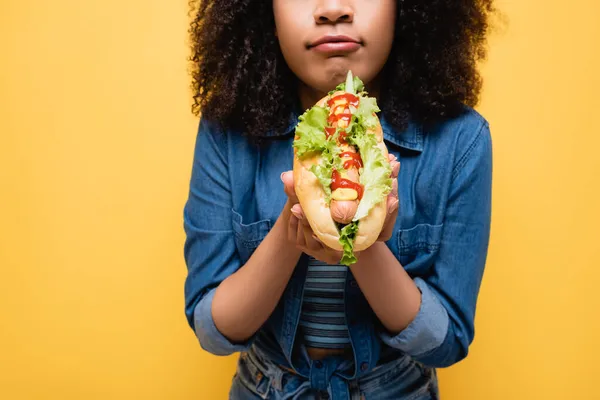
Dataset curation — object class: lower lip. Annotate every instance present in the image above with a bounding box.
[311,42,361,54]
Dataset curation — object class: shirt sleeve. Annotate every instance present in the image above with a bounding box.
[183,118,253,356]
[380,120,493,368]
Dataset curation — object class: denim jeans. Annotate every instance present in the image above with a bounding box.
[229,343,439,400]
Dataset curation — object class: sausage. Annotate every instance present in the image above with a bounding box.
[330,198,359,224]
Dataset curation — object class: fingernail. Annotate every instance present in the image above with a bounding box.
[291,208,303,220]
[280,172,285,182]
[389,199,399,214]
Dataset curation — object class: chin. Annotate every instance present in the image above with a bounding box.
[314,59,378,92]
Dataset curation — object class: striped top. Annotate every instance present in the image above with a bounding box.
[298,256,351,349]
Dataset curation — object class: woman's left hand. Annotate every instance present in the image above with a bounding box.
[282,154,400,264]
[377,153,401,242]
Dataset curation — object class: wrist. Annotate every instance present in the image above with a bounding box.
[352,241,386,268]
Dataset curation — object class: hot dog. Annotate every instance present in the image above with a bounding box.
[329,122,361,223]
[292,71,393,265]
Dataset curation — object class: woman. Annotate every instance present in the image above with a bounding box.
[183,0,495,398]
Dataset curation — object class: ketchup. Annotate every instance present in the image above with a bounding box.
[340,151,363,170]
[331,170,364,200]
[324,127,349,143]
[338,130,348,144]
[327,93,360,109]
[328,111,352,126]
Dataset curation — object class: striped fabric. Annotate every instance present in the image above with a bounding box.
[298,256,351,349]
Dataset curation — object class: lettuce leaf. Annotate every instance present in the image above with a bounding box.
[293,105,329,157]
[356,95,380,128]
[309,137,343,203]
[309,163,332,202]
[348,125,392,221]
[330,75,365,95]
[339,221,359,266]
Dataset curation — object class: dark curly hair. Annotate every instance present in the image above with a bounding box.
[188,0,496,140]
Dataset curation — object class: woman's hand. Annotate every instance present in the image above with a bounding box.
[281,171,344,264]
[280,154,400,264]
[377,153,401,242]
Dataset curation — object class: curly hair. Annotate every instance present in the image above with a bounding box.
[188,0,496,141]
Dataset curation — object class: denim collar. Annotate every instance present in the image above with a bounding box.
[265,104,424,153]
[378,112,424,153]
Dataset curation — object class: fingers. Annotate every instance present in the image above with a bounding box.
[387,187,399,215]
[287,216,342,264]
[377,208,398,242]
[311,233,322,244]
[387,153,400,180]
[390,177,399,201]
[291,204,322,251]
[288,213,299,243]
[303,226,321,251]
[281,171,299,204]
[378,177,399,242]
[386,153,399,216]
[391,160,400,179]
[311,234,343,264]
[378,194,399,242]
[290,204,304,220]
[296,215,305,248]
[292,204,314,231]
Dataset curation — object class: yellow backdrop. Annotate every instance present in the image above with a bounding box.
[1,0,598,398]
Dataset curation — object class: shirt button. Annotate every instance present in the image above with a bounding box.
[315,360,323,369]
[360,362,369,372]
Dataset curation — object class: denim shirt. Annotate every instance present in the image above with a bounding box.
[183,105,493,397]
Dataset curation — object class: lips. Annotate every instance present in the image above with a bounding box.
[308,35,362,54]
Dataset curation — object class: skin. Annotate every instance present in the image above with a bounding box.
[273,0,396,109]
[212,0,422,360]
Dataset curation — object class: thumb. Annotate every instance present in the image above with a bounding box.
[281,171,299,204]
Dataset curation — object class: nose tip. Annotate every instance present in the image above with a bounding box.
[314,3,354,24]
[316,14,352,24]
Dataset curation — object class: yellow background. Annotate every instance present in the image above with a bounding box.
[1,0,598,398]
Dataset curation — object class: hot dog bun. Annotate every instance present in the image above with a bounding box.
[293,91,389,252]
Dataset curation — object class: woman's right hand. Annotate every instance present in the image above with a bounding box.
[280,171,345,265]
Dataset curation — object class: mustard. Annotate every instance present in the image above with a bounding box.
[331,188,358,201]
